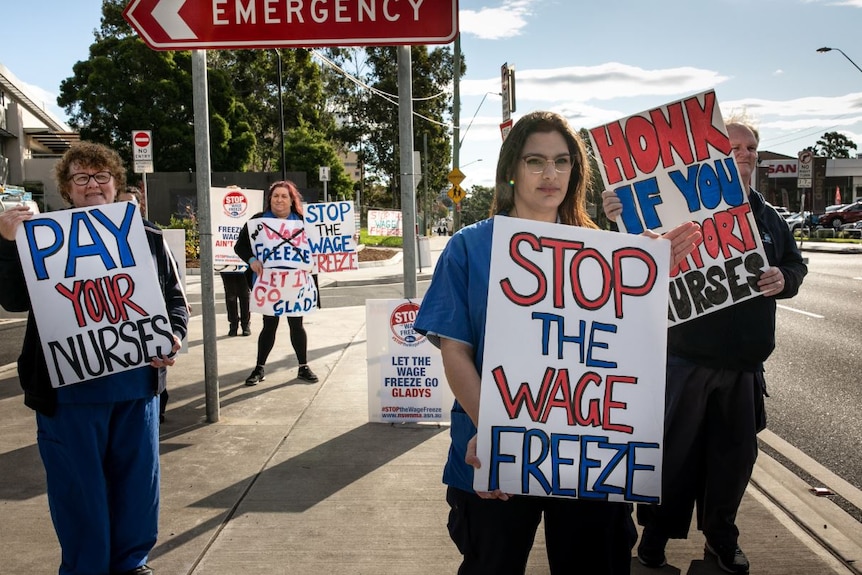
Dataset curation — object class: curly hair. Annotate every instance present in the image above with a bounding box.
[490,111,597,229]
[53,142,127,205]
[266,179,304,217]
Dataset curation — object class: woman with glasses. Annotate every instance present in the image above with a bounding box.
[0,141,188,575]
[234,179,319,386]
[414,111,700,574]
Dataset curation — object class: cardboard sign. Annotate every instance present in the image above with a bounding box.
[474,216,670,502]
[588,90,769,324]
[368,209,403,237]
[15,202,174,388]
[247,217,317,316]
[366,299,452,423]
[305,201,358,273]
[211,187,264,270]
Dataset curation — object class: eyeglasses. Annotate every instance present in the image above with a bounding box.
[522,155,573,174]
[69,171,113,186]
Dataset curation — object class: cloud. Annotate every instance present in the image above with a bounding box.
[459,0,535,39]
[461,62,728,103]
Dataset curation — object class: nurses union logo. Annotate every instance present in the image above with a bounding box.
[223,191,248,219]
[390,302,424,347]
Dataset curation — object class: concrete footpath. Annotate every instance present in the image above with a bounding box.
[0,235,860,574]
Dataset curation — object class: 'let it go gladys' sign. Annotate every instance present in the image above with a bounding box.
[15,203,175,388]
[588,90,768,325]
[247,217,318,316]
[475,217,670,502]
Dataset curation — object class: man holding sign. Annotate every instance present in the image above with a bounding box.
[602,120,807,573]
[415,111,700,575]
[0,142,188,575]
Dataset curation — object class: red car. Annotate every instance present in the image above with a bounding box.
[818,200,862,229]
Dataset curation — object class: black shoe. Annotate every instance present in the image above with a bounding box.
[297,365,319,383]
[228,327,238,337]
[245,365,265,386]
[242,327,252,336]
[705,541,749,573]
[114,566,154,575]
[637,527,668,568]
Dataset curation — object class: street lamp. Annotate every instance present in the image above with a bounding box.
[461,158,483,169]
[816,47,862,75]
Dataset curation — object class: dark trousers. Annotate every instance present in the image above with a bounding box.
[447,487,636,575]
[220,272,250,330]
[637,357,764,548]
[256,315,308,366]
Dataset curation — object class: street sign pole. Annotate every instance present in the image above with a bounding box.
[398,46,418,299]
[192,50,220,423]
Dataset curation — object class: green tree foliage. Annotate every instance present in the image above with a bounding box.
[460,185,494,226]
[283,124,353,200]
[814,131,859,158]
[58,0,255,173]
[323,46,460,209]
[208,49,335,173]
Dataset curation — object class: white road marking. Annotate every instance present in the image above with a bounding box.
[777,304,824,319]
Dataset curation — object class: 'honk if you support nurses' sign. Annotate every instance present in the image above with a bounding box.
[588,90,768,325]
[475,217,669,502]
[16,202,175,388]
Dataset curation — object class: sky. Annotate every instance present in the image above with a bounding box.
[3,0,862,189]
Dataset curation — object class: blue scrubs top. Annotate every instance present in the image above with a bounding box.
[414,217,496,493]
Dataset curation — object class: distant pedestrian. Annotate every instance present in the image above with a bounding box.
[234,180,319,386]
[220,268,251,337]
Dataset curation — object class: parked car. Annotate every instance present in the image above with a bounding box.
[785,211,805,232]
[817,200,862,229]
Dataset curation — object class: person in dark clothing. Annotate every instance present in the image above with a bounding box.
[220,268,251,336]
[234,179,319,386]
[603,121,807,574]
[118,185,177,423]
[0,142,189,575]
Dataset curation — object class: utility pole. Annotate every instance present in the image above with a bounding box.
[452,33,461,233]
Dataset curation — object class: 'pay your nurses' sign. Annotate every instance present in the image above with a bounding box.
[588,90,768,325]
[16,203,175,388]
[475,217,670,502]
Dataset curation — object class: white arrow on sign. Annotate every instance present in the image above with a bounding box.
[152,0,196,40]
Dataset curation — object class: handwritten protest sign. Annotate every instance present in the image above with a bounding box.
[211,187,263,270]
[247,217,318,316]
[474,216,669,502]
[368,209,402,237]
[305,201,358,273]
[366,299,452,423]
[15,202,174,388]
[588,90,768,324]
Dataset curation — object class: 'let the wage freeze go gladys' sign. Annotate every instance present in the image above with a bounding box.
[588,90,768,325]
[15,202,176,388]
[474,217,670,502]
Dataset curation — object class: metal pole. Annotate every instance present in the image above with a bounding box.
[424,132,430,235]
[275,49,286,180]
[452,34,461,233]
[397,46,418,299]
[192,50,220,423]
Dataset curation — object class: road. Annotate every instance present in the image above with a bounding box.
[762,252,862,499]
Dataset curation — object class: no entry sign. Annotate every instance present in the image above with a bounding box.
[132,130,154,174]
[124,0,459,51]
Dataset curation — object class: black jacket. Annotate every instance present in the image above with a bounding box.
[667,190,807,371]
[0,219,189,416]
